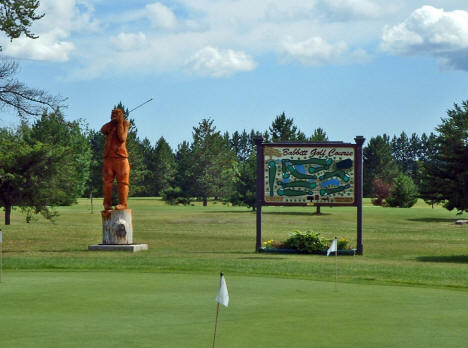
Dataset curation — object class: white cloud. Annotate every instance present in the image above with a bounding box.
[110,32,147,51]
[186,46,256,77]
[317,0,383,21]
[282,37,348,66]
[381,6,468,70]
[2,29,75,62]
[145,2,177,29]
[0,0,98,62]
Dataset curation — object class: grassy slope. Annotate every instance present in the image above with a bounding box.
[1,198,467,289]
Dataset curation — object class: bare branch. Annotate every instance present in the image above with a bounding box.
[0,56,67,118]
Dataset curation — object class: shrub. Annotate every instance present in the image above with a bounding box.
[386,174,418,208]
[161,186,191,205]
[371,178,392,206]
[284,231,328,253]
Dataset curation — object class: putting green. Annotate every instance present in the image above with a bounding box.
[0,272,466,347]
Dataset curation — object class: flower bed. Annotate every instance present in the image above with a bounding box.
[261,231,355,255]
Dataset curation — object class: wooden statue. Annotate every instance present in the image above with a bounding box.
[101,108,130,211]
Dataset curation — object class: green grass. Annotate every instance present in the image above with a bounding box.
[1,272,467,348]
[1,198,467,288]
[1,198,467,347]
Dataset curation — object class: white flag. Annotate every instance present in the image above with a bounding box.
[216,274,229,307]
[327,239,337,256]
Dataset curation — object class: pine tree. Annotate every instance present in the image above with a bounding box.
[190,118,234,206]
[26,110,91,203]
[152,137,176,195]
[386,174,419,208]
[421,101,468,213]
[0,122,83,224]
[309,128,328,142]
[268,113,306,142]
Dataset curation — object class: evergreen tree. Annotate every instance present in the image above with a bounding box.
[86,129,105,196]
[268,112,306,142]
[152,137,176,195]
[363,134,400,196]
[386,174,419,208]
[170,140,195,202]
[391,132,421,185]
[140,137,155,195]
[0,125,80,224]
[0,0,44,49]
[190,118,234,205]
[309,127,328,142]
[26,110,91,203]
[421,101,468,213]
[229,152,256,210]
[231,130,251,162]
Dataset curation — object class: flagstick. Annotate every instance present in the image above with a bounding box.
[334,237,338,291]
[0,230,3,283]
[212,302,220,348]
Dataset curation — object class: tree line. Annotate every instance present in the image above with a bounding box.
[1,1,466,224]
[1,102,467,224]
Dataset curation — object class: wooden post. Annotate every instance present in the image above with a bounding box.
[101,209,133,244]
[254,136,264,252]
[354,136,365,255]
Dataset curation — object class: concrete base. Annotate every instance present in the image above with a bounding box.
[88,244,148,252]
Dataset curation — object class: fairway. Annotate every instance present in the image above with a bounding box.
[1,272,467,348]
[0,198,467,347]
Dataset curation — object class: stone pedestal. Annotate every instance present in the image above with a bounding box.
[88,209,148,252]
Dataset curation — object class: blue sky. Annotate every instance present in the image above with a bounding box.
[1,0,468,149]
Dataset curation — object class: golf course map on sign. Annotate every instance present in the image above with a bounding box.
[263,143,357,206]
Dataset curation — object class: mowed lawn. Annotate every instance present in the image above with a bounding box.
[1,198,467,288]
[0,198,467,347]
[0,272,467,348]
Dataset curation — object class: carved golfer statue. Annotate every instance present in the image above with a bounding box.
[101,108,130,211]
[88,107,148,251]
[99,108,134,245]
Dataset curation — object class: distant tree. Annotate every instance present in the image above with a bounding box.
[190,118,234,205]
[169,140,195,202]
[231,130,251,162]
[268,112,306,142]
[309,128,328,142]
[419,132,438,162]
[0,126,77,224]
[25,110,91,203]
[0,0,44,50]
[371,178,392,206]
[152,137,176,195]
[420,101,468,213]
[86,129,105,196]
[363,134,400,197]
[139,137,154,195]
[391,132,421,185]
[229,152,256,210]
[386,174,419,208]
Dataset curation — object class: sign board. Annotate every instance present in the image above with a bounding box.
[262,143,357,206]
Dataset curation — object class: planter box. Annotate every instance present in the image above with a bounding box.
[259,247,356,255]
